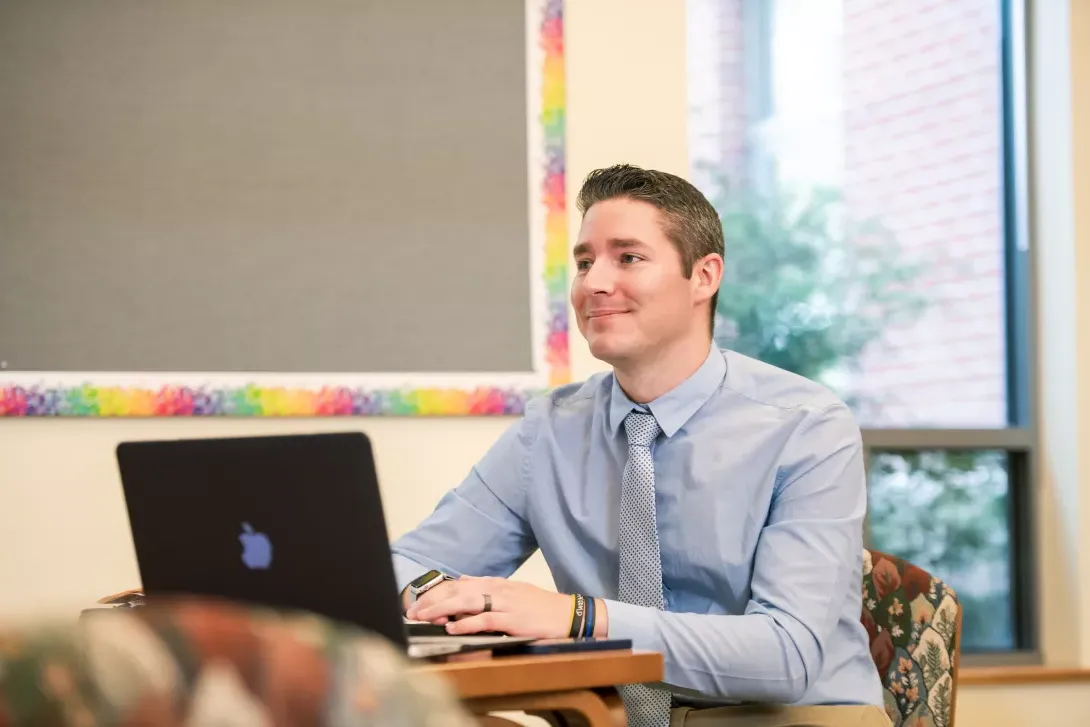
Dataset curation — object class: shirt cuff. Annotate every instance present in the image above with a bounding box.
[601,599,662,652]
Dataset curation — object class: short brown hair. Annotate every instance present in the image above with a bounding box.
[576,164,723,334]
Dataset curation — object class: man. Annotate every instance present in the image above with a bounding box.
[393,165,889,727]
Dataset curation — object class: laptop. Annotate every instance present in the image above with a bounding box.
[115,431,530,659]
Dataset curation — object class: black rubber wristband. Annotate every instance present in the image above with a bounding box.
[583,595,596,638]
[568,593,586,638]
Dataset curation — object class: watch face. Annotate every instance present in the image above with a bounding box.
[410,569,442,590]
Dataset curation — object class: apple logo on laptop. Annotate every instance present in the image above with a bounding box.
[239,522,272,570]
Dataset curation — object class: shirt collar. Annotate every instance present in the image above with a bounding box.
[607,345,726,438]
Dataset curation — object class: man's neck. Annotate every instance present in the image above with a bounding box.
[613,333,713,404]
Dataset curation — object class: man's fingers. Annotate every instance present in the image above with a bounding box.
[406,581,458,619]
[412,583,486,622]
[407,596,454,622]
[444,610,509,635]
[406,577,509,621]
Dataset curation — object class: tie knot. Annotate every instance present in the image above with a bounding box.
[624,410,661,448]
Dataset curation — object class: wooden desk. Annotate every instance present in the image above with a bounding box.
[418,649,663,727]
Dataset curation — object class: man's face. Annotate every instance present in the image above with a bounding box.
[571,198,706,365]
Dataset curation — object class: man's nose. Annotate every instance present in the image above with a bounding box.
[582,259,615,294]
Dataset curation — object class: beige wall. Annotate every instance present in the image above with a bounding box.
[1,0,1087,723]
[1030,0,1090,678]
[1068,0,1090,667]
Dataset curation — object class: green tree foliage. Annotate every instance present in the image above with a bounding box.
[706,181,926,393]
[868,450,1013,650]
[868,451,1010,575]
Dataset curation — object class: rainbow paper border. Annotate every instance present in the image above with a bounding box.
[0,0,569,418]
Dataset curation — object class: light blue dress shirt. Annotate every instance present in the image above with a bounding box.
[391,346,883,707]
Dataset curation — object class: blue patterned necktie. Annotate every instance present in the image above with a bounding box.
[618,410,672,727]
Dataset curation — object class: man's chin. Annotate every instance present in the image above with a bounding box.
[587,336,635,365]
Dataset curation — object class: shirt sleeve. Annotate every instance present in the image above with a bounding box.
[602,402,867,703]
[390,399,542,594]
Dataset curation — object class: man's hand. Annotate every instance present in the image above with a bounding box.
[404,576,576,639]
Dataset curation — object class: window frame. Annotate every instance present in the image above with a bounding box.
[860,0,1040,665]
[739,0,1039,663]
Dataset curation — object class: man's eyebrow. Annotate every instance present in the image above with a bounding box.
[608,237,647,249]
[572,238,647,257]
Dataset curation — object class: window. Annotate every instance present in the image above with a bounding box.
[867,449,1028,652]
[687,0,1034,657]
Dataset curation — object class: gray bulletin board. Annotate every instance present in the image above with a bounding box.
[0,0,570,417]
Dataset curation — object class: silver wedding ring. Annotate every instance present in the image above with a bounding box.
[483,593,493,612]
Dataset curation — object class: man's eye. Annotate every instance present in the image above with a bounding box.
[575,259,592,271]
[620,253,640,264]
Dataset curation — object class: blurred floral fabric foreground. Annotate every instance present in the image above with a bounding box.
[0,598,475,727]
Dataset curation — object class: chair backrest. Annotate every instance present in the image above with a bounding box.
[861,549,962,727]
[0,597,476,727]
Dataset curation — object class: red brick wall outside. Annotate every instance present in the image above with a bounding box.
[687,0,748,190]
[689,0,1006,427]
[842,0,1005,427]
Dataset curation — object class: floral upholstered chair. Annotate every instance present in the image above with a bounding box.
[0,597,475,727]
[861,549,963,727]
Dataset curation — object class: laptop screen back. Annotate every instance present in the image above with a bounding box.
[116,432,407,650]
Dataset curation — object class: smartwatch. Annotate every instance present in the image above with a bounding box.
[408,569,454,599]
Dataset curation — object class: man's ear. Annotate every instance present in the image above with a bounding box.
[692,253,724,304]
